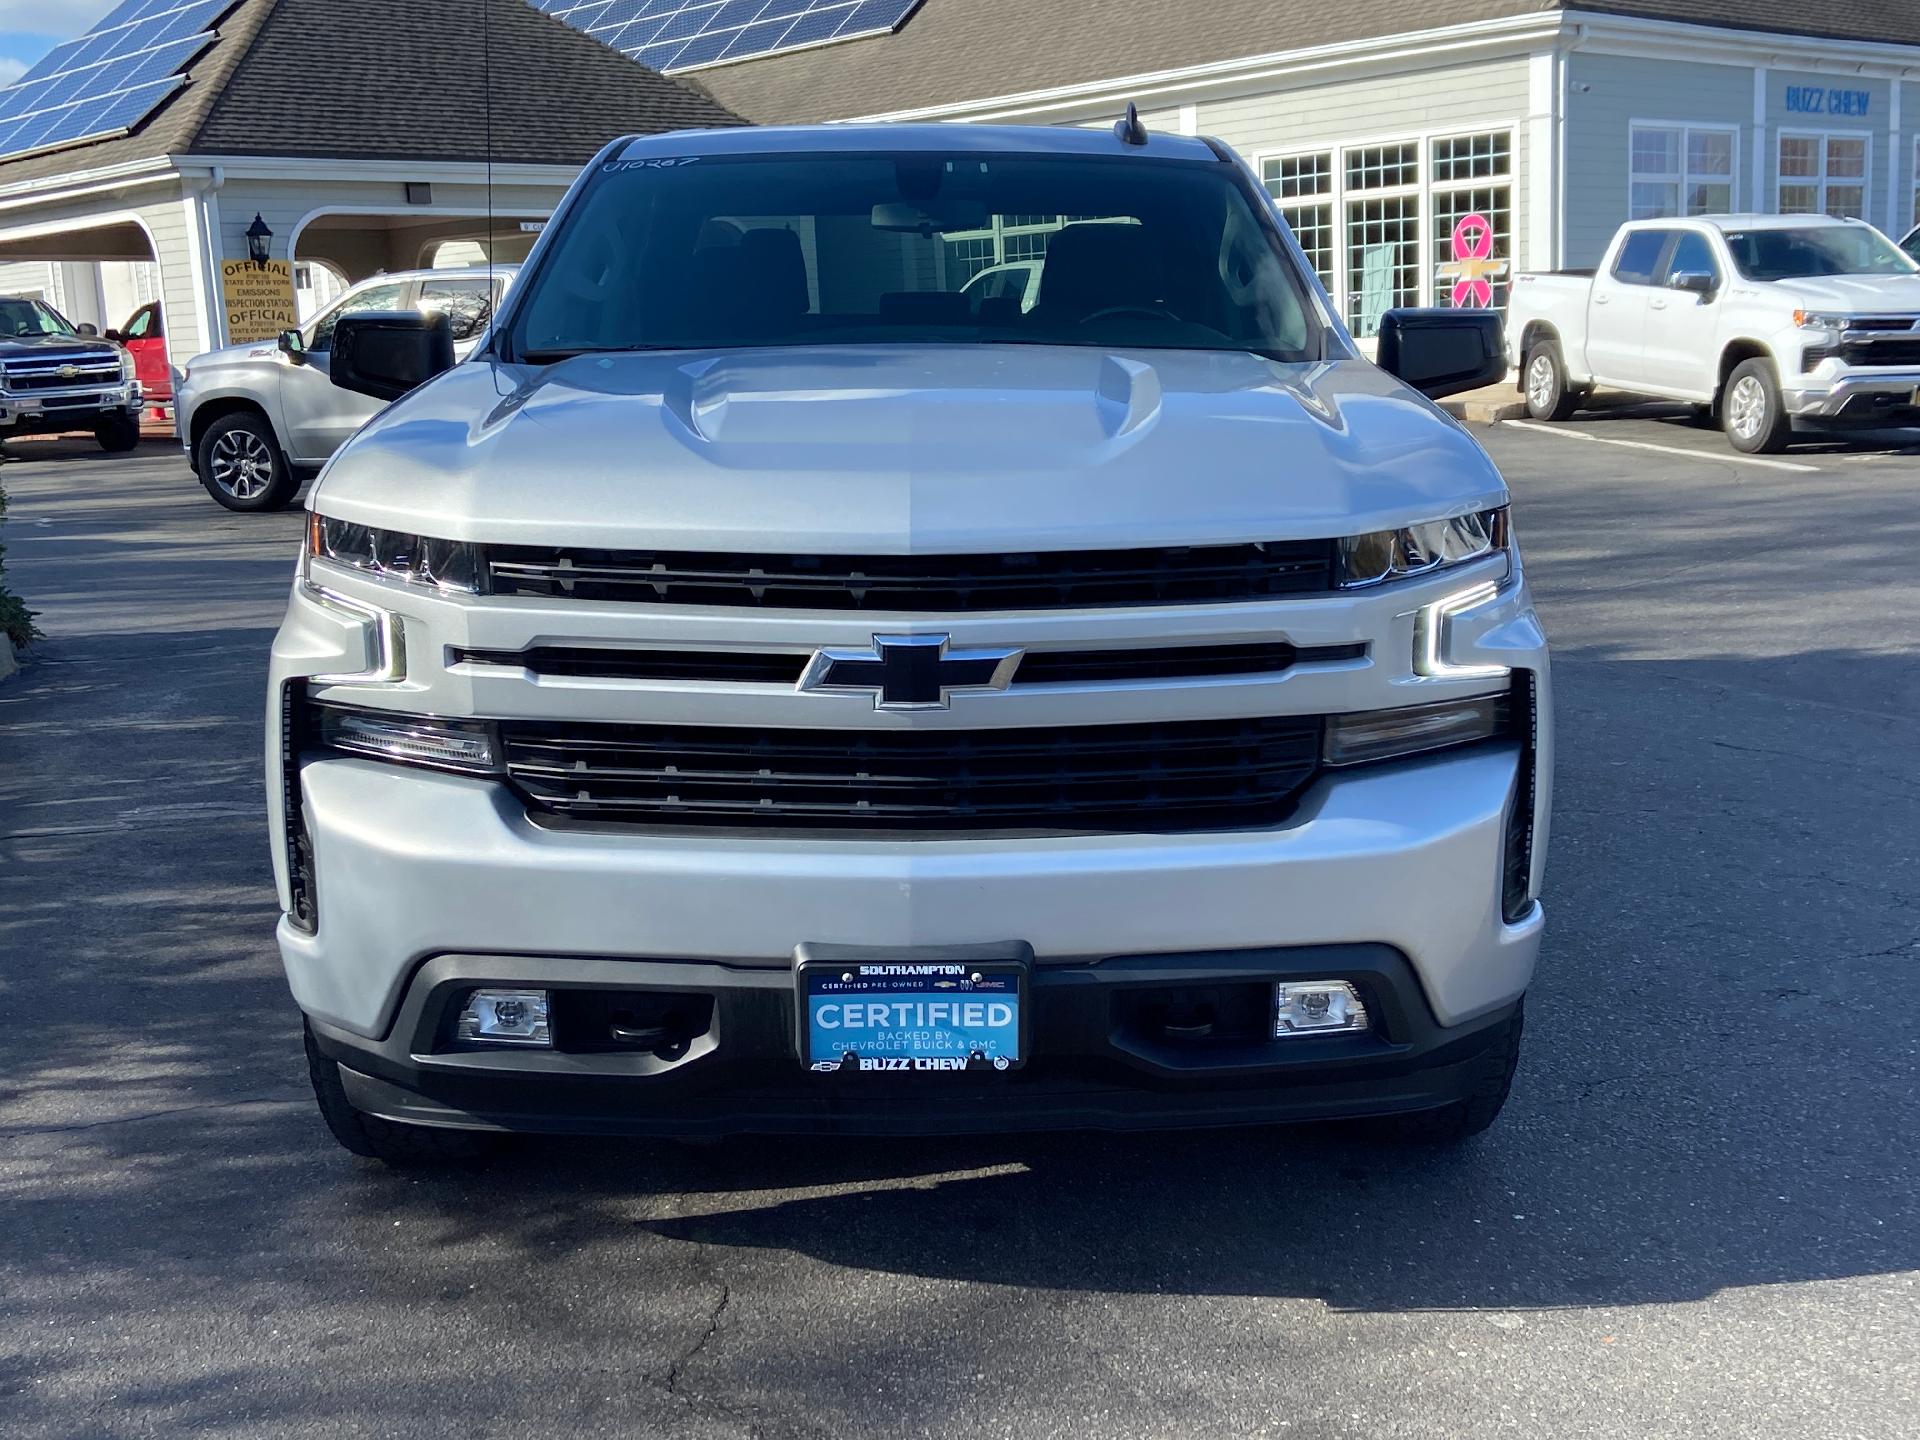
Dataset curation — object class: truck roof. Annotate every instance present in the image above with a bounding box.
[611,122,1221,165]
[1628,213,1870,233]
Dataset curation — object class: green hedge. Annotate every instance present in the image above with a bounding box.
[0,483,39,649]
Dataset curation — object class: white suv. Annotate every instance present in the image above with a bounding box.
[176,265,515,510]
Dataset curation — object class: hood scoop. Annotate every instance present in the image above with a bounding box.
[1094,355,1163,438]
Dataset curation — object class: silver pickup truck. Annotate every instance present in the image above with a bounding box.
[273,120,1551,1164]
[176,265,514,511]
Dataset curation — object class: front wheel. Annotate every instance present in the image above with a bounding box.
[94,413,140,453]
[304,1020,495,1166]
[1522,342,1580,422]
[196,411,299,511]
[1722,358,1791,454]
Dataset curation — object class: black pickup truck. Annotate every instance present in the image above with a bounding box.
[0,296,142,453]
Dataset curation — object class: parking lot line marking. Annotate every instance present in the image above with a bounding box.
[1501,420,1820,473]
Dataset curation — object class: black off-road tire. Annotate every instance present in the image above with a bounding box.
[94,413,141,453]
[1522,341,1580,422]
[304,1020,495,1166]
[196,410,300,512]
[1368,999,1524,1144]
[1722,357,1792,455]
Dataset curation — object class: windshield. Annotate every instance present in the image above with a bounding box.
[1724,226,1918,281]
[0,298,77,339]
[511,151,1322,362]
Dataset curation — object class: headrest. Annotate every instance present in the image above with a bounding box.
[1037,224,1161,316]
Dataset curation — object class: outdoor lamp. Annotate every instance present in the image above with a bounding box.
[246,213,273,269]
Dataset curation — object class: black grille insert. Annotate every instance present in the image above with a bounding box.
[484,540,1338,611]
[502,715,1325,832]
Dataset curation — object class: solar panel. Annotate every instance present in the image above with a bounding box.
[540,0,921,74]
[0,0,240,162]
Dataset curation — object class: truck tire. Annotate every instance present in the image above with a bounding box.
[196,410,299,512]
[1522,342,1579,422]
[1368,999,1523,1144]
[304,1020,495,1166]
[1722,358,1791,454]
[94,413,141,453]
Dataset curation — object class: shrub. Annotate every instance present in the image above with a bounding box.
[0,482,39,650]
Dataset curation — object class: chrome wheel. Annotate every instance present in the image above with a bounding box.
[1525,353,1557,412]
[208,428,275,499]
[1727,375,1767,442]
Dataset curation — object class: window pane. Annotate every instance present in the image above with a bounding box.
[1779,136,1819,178]
[1666,232,1719,282]
[1344,142,1419,191]
[1264,152,1331,201]
[1630,180,1680,220]
[1632,128,1679,176]
[1613,230,1669,285]
[1687,182,1732,215]
[1345,193,1419,336]
[1432,184,1512,309]
[1282,201,1335,290]
[1432,132,1511,185]
[1778,183,1820,214]
[1826,137,1867,179]
[1825,185,1865,219]
[1687,130,1733,177]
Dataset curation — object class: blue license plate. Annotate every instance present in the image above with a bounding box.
[801,961,1024,1073]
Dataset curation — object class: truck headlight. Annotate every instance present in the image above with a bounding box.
[307,514,486,593]
[1792,310,1852,331]
[1338,507,1509,588]
[309,700,501,776]
[120,349,137,383]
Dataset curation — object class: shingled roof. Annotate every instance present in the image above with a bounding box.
[0,0,742,190]
[695,0,1920,125]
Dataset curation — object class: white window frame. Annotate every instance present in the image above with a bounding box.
[1628,121,1741,220]
[1251,121,1520,333]
[1910,135,1919,231]
[1259,147,1338,298]
[1776,127,1874,219]
[1428,129,1518,311]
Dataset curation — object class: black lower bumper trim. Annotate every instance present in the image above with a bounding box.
[309,945,1519,1138]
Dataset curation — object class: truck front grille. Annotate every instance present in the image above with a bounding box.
[1,354,122,393]
[502,715,1324,832]
[1839,338,1920,367]
[484,539,1337,611]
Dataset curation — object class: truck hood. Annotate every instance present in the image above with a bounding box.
[0,334,122,359]
[315,346,1508,551]
[1762,273,1920,312]
[186,340,281,371]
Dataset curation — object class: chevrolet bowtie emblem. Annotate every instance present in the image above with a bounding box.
[797,634,1023,711]
[57,364,79,379]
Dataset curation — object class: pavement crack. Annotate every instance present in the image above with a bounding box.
[642,1283,766,1438]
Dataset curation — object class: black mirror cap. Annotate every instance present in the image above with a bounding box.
[1375,308,1506,401]
[277,328,308,365]
[329,311,455,403]
[76,322,99,337]
[103,328,123,342]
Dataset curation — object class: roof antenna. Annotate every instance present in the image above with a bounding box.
[1114,101,1148,146]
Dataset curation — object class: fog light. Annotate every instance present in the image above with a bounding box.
[1273,981,1369,1036]
[456,989,551,1046]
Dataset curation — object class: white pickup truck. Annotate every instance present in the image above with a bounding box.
[1507,214,1920,453]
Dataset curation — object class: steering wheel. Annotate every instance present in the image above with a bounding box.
[1076,303,1181,327]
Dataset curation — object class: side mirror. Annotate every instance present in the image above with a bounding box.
[277,328,308,366]
[76,322,99,337]
[329,311,455,403]
[1375,308,1505,401]
[103,328,124,342]
[1670,270,1717,298]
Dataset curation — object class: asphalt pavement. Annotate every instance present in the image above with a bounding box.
[1,415,1917,1439]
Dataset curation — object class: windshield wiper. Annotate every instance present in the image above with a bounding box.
[520,344,679,364]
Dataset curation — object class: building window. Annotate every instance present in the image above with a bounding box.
[1778,132,1869,218]
[1629,125,1736,219]
[1261,152,1334,292]
[1912,138,1920,229]
[1431,132,1513,310]
[1343,141,1420,338]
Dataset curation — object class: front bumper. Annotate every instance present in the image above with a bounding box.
[1785,369,1920,420]
[0,382,139,430]
[309,945,1525,1137]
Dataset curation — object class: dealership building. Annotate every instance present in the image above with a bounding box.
[2,0,1915,373]
[682,0,1920,336]
[0,0,736,375]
